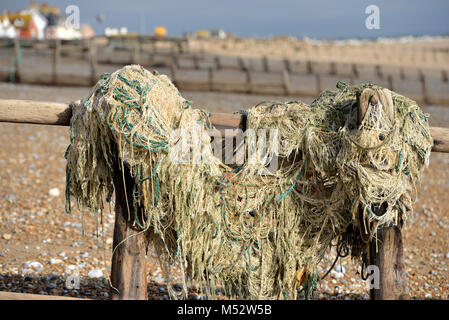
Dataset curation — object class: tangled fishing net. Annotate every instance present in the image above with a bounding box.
[65,65,433,299]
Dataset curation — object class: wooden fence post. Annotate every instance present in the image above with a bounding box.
[419,70,430,105]
[306,60,313,74]
[110,161,148,300]
[262,56,269,72]
[283,58,291,73]
[12,38,21,82]
[193,55,200,70]
[351,63,359,79]
[315,73,321,95]
[214,56,221,70]
[172,54,179,69]
[52,39,61,85]
[89,40,97,86]
[208,67,214,91]
[170,63,178,87]
[132,39,141,64]
[369,225,410,300]
[238,57,246,71]
[246,68,253,94]
[282,69,291,96]
[375,65,383,79]
[442,70,448,83]
[400,68,405,81]
[358,88,410,300]
[329,61,337,76]
[176,40,182,55]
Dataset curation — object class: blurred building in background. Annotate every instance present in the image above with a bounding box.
[0,1,95,40]
[0,14,18,38]
[104,26,128,36]
[187,29,228,39]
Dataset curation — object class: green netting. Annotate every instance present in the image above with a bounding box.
[65,65,433,299]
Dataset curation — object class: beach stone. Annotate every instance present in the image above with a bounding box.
[46,283,57,290]
[334,265,346,274]
[49,258,63,265]
[88,269,103,279]
[49,188,60,197]
[2,233,12,240]
[22,261,43,273]
[71,241,83,247]
[152,274,164,283]
[331,270,344,279]
[21,269,34,275]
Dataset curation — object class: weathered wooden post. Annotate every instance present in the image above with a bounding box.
[442,70,448,83]
[358,88,410,300]
[282,69,291,96]
[208,67,214,91]
[132,39,141,65]
[214,56,221,70]
[375,64,383,79]
[262,56,269,72]
[245,68,253,94]
[306,60,313,74]
[170,63,178,87]
[419,70,430,105]
[52,39,61,84]
[11,38,21,82]
[238,57,246,71]
[329,61,337,76]
[88,40,97,86]
[369,225,409,300]
[315,74,322,95]
[400,68,406,81]
[193,55,200,70]
[110,160,148,300]
[283,58,292,74]
[351,63,359,79]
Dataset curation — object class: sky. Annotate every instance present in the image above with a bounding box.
[1,0,448,39]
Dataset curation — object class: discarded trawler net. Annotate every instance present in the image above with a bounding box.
[65,65,433,299]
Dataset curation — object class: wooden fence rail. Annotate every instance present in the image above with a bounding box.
[0,99,448,153]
